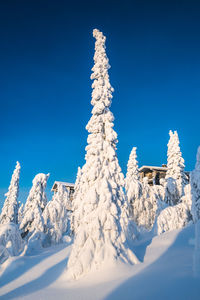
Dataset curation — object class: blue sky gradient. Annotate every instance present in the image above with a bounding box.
[0,0,200,204]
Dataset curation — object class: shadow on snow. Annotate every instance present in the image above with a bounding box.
[106,225,200,300]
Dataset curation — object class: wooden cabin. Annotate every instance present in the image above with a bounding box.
[51,181,75,201]
[139,165,190,185]
[139,165,168,185]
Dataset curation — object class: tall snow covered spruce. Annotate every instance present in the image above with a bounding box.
[0,161,21,225]
[67,29,139,280]
[20,173,49,239]
[165,130,188,205]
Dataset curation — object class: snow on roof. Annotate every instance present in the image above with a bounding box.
[51,181,75,192]
[139,165,168,172]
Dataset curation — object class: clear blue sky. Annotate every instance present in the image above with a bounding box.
[0,0,200,204]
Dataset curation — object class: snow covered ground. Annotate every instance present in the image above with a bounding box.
[0,224,199,300]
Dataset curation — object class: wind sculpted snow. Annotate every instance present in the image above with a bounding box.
[0,224,200,299]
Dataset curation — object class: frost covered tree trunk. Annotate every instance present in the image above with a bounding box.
[191,147,200,277]
[67,29,139,280]
[20,173,49,240]
[0,161,21,225]
[43,183,71,246]
[165,130,188,205]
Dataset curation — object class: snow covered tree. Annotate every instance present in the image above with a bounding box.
[125,147,142,218]
[43,183,71,246]
[70,167,82,235]
[67,29,139,280]
[20,173,49,239]
[135,177,158,231]
[157,184,192,235]
[191,146,200,277]
[18,202,24,225]
[0,223,24,264]
[165,130,188,205]
[191,146,200,222]
[156,201,191,235]
[0,161,21,225]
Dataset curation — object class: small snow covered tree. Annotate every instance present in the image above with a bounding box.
[156,201,191,235]
[135,177,158,231]
[125,147,142,219]
[20,173,49,239]
[165,130,188,205]
[43,183,71,246]
[0,161,21,225]
[157,184,192,235]
[67,29,138,280]
[0,223,24,264]
[18,202,24,225]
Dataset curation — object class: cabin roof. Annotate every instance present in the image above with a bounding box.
[51,181,75,192]
[139,165,168,172]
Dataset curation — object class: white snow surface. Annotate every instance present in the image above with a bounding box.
[0,224,199,299]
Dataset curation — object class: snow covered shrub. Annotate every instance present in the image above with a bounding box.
[43,183,71,246]
[20,173,49,240]
[135,177,158,231]
[0,223,24,264]
[22,231,45,256]
[67,29,139,280]
[165,130,188,205]
[157,184,192,235]
[157,202,191,235]
[152,184,167,214]
[0,161,21,225]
